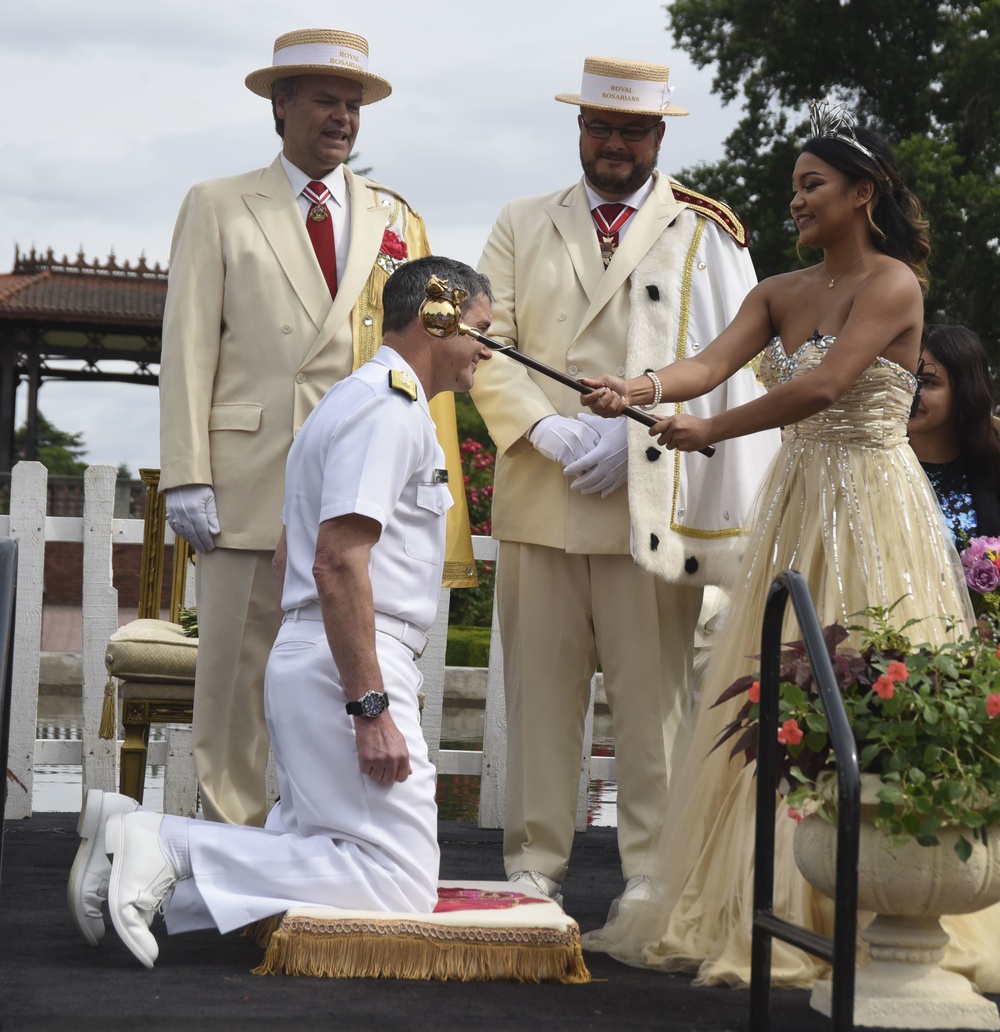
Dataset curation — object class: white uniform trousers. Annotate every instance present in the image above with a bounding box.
[166,619,439,934]
[497,541,703,884]
[192,548,282,826]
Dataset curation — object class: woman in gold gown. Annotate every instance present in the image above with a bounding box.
[578,103,999,991]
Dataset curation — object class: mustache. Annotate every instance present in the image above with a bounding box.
[596,149,634,162]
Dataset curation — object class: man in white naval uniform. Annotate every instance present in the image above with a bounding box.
[67,257,493,967]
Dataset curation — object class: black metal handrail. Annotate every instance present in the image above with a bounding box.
[749,570,860,1032]
[0,537,17,895]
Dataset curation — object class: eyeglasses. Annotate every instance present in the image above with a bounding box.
[579,117,661,143]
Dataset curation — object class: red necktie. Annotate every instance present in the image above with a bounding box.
[303,180,337,300]
[593,203,633,267]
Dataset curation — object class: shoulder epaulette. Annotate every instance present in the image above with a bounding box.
[363,177,420,218]
[388,369,418,401]
[669,181,749,248]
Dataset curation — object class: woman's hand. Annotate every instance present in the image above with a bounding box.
[650,414,714,452]
[579,375,628,417]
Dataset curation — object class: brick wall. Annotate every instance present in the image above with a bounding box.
[43,541,179,608]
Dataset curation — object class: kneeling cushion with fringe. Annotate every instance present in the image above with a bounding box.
[250,880,590,983]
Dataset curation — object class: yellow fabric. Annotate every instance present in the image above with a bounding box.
[349,186,476,588]
[581,338,1000,992]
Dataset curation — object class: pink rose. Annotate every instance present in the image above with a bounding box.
[987,694,1000,719]
[748,680,760,704]
[966,558,1000,594]
[380,230,407,260]
[885,660,908,683]
[873,674,895,700]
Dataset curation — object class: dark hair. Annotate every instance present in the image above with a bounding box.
[270,77,301,139]
[922,324,1000,477]
[382,256,493,335]
[800,128,930,292]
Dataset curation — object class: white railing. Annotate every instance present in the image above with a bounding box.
[3,462,614,824]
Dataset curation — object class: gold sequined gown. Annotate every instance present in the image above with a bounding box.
[582,335,1000,989]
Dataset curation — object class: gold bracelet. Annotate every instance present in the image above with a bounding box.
[640,368,663,410]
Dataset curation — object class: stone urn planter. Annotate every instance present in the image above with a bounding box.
[793,775,1000,1030]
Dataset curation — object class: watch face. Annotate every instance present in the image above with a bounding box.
[360,691,387,717]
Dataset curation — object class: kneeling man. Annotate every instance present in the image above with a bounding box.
[68,256,493,967]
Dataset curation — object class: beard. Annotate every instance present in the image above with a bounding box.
[580,141,659,196]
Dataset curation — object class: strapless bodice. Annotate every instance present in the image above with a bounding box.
[758,334,917,448]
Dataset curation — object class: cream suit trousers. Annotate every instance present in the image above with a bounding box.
[166,626,439,933]
[193,548,282,826]
[498,541,703,884]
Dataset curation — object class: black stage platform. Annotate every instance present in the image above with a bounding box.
[0,815,968,1032]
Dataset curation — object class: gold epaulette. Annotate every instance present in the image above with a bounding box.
[389,369,418,401]
[669,181,749,248]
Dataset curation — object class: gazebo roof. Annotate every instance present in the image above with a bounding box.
[0,246,167,327]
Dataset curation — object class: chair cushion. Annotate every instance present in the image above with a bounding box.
[250,880,591,983]
[105,619,198,684]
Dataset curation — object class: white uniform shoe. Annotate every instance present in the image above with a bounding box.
[67,789,140,945]
[105,811,177,968]
[607,874,662,921]
[507,870,564,908]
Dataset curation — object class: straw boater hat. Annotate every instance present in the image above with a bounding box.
[555,56,688,117]
[245,28,392,105]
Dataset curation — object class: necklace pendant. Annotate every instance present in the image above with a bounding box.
[827,280,835,288]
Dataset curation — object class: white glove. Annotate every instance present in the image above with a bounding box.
[165,484,220,553]
[564,415,629,498]
[527,414,601,467]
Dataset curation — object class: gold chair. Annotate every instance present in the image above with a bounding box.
[99,469,197,803]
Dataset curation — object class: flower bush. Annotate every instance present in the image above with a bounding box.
[960,535,1000,622]
[448,437,496,628]
[715,605,1000,860]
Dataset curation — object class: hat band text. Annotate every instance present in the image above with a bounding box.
[272,42,368,74]
[579,72,672,112]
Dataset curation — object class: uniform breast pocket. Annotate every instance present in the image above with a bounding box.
[403,483,454,562]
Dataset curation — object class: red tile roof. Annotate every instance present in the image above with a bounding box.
[0,247,168,325]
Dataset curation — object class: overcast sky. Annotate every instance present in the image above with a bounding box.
[0,0,743,476]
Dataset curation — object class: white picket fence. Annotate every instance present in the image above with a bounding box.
[4,461,614,824]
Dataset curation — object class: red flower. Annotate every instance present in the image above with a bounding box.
[987,694,1000,718]
[787,806,804,824]
[777,719,803,746]
[885,660,908,683]
[747,680,760,704]
[873,674,895,700]
[380,229,407,260]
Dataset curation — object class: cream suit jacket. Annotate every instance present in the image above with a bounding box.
[472,171,774,568]
[159,158,415,551]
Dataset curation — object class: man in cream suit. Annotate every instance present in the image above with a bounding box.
[470,56,779,912]
[158,29,475,827]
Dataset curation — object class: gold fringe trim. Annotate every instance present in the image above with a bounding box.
[242,913,285,950]
[98,679,117,739]
[252,917,591,983]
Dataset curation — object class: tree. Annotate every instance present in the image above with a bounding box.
[668,0,1000,356]
[15,412,89,475]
